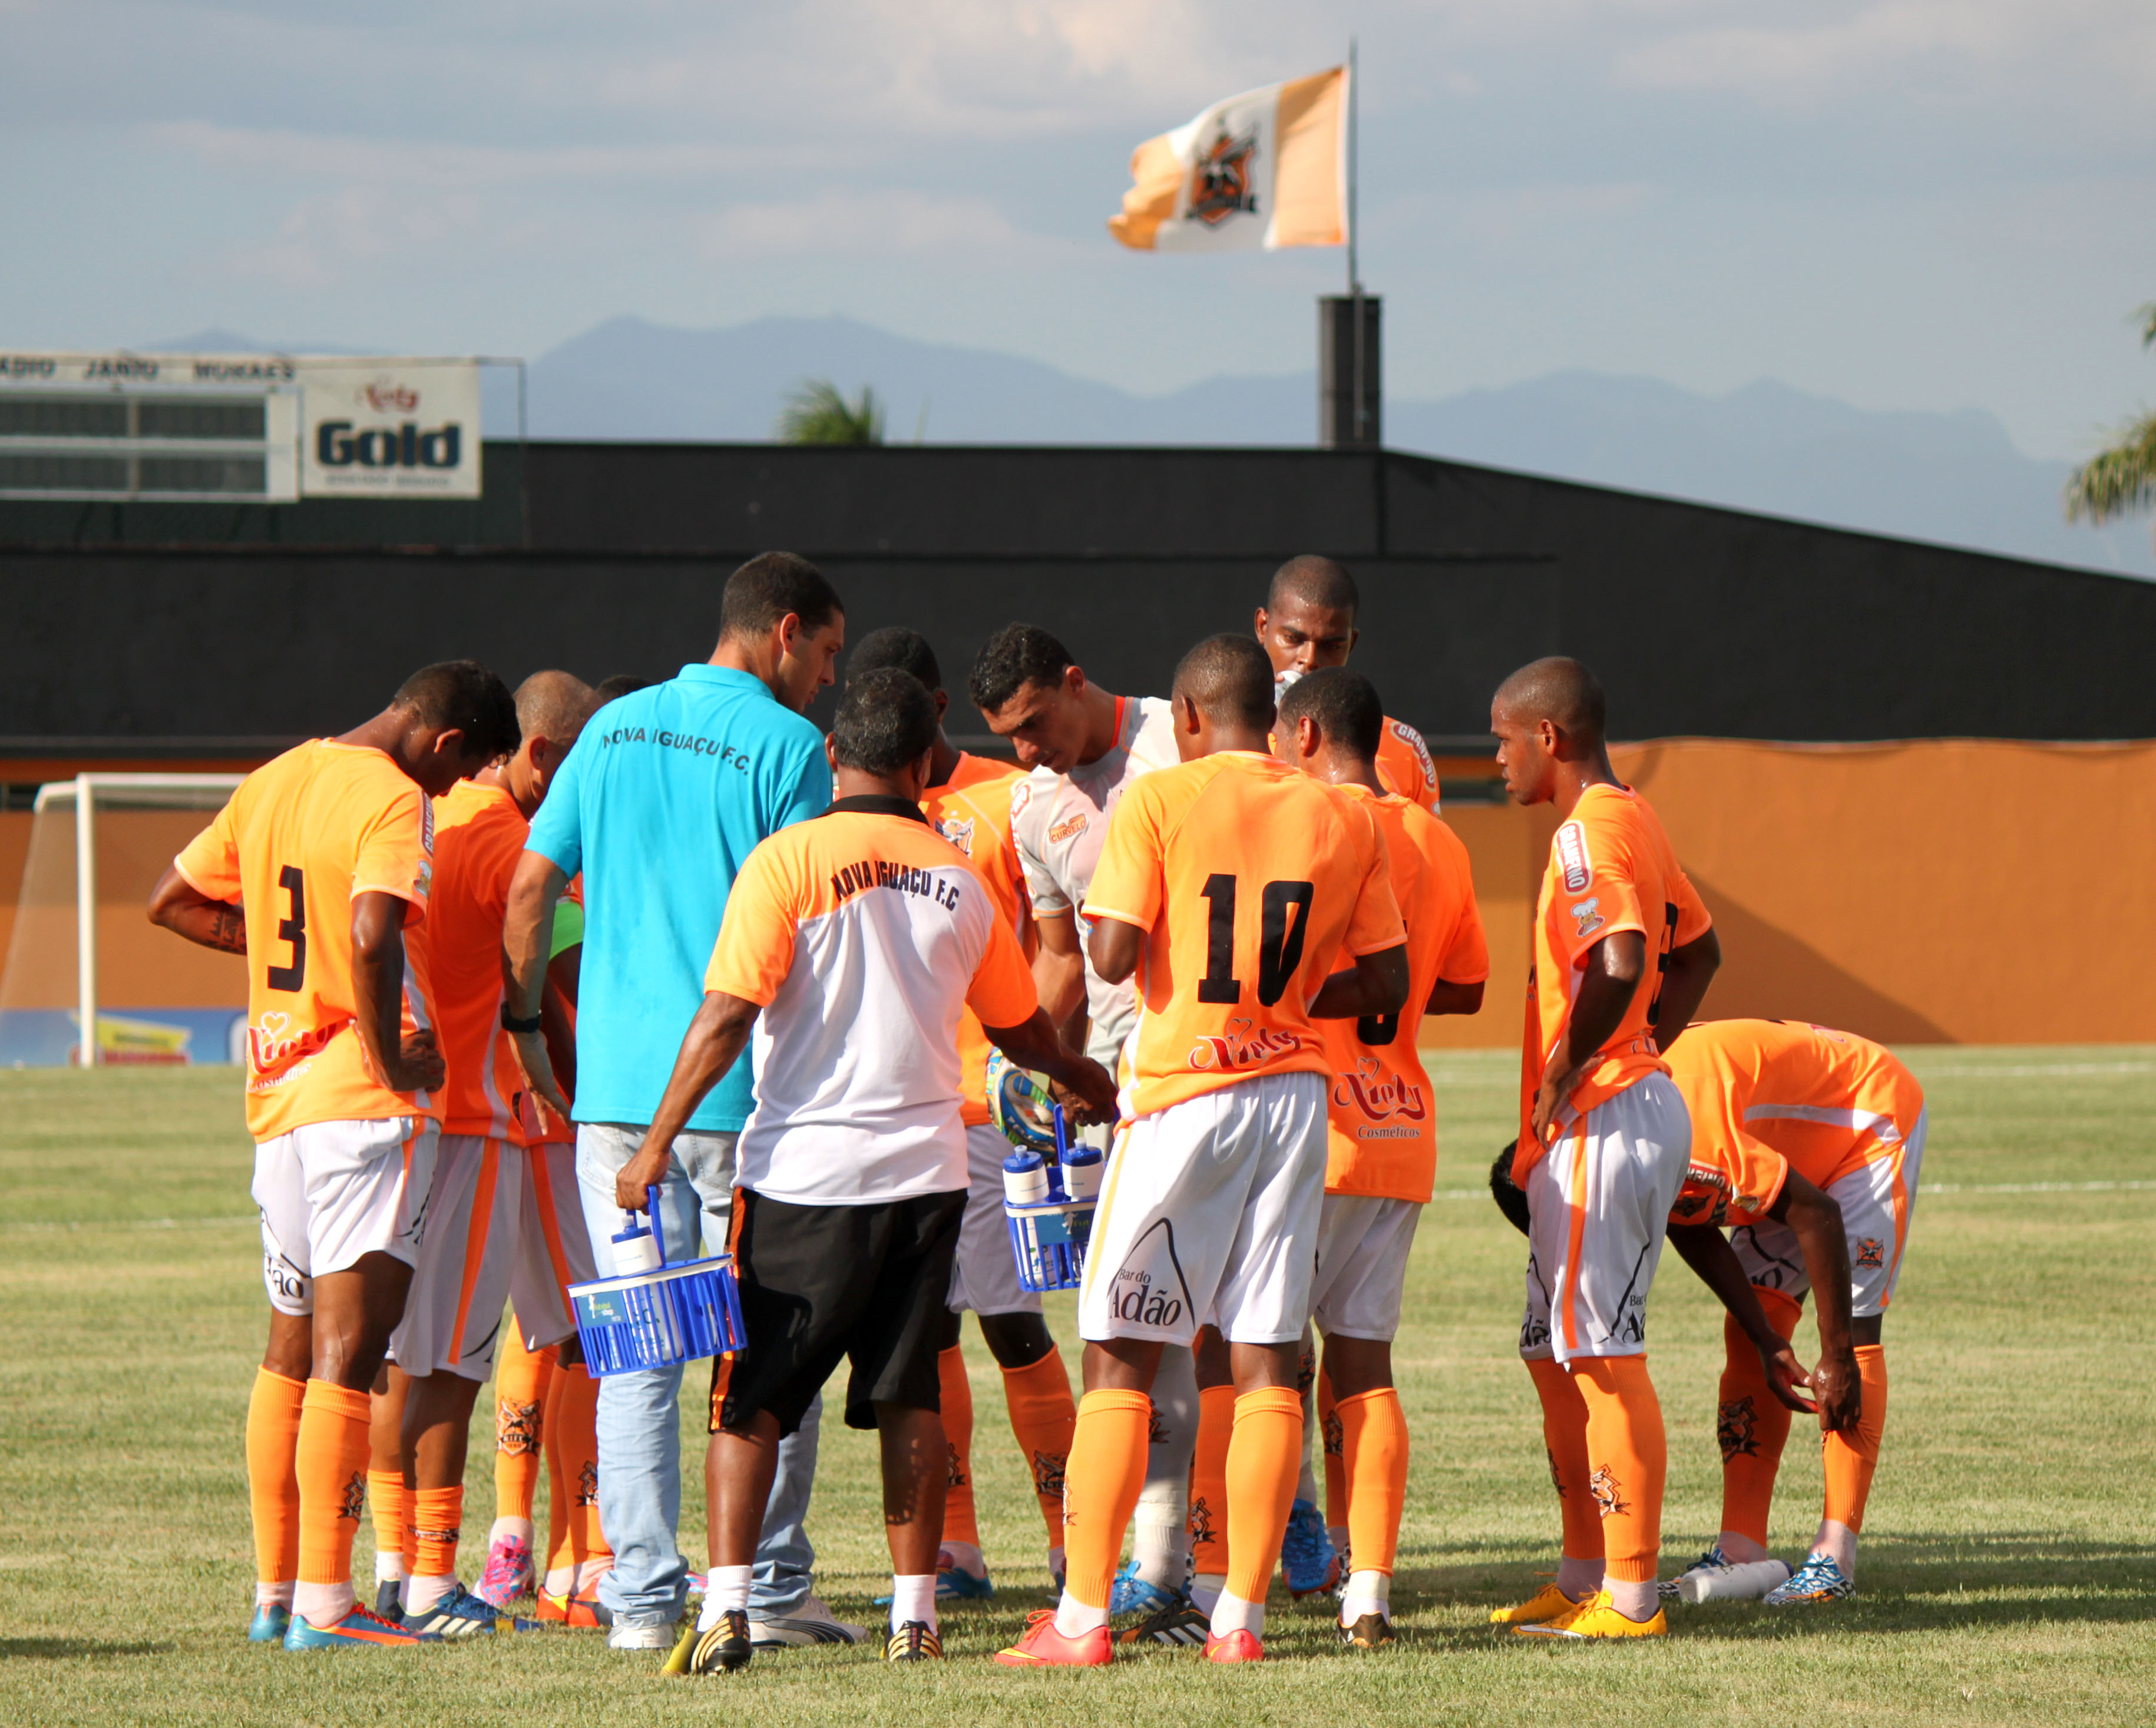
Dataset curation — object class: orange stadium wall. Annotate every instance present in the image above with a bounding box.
[1421,739,2156,1052]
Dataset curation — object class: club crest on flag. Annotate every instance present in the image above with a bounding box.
[1190,127,1261,226]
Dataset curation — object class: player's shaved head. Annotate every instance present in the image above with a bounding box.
[1173,633,1276,733]
[1268,554,1360,617]
[832,668,938,775]
[512,670,597,749]
[1277,666,1383,760]
[393,660,520,759]
[719,551,842,643]
[1494,656,1607,744]
[849,625,942,693]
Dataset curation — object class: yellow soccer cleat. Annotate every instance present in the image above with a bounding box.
[1489,1583,1585,1626]
[1512,1591,1668,1639]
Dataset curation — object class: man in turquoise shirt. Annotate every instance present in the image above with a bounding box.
[504,552,848,1650]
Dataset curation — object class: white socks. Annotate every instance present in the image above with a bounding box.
[256,1579,295,1610]
[485,1515,534,1550]
[697,1564,753,1631]
[1053,1593,1110,1639]
[404,1573,455,1617]
[1339,1569,1391,1623]
[1189,1573,1225,1614]
[373,1551,406,1585]
[1132,1507,1186,1590]
[1555,1555,1605,1600]
[1209,1590,1264,1639]
[1607,1579,1659,1621]
[939,1540,987,1581]
[293,1580,354,1626]
[888,1574,937,1633]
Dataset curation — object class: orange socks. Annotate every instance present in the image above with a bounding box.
[492,1330,554,1528]
[1222,1387,1304,1609]
[1526,1356,1601,1561]
[1572,1356,1666,1585]
[294,1380,373,1626]
[1334,1388,1408,1577]
[411,1485,463,1581]
[1823,1345,1888,1534]
[245,1368,305,1603]
[543,1359,609,1588]
[1318,1369,1347,1538]
[1057,1389,1153,1618]
[938,1345,981,1551]
[366,1469,408,1582]
[1717,1299,1798,1546]
[1188,1383,1236,1588]
[1000,1348,1077,1545]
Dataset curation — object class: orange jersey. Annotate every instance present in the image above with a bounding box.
[1319,789,1488,1201]
[921,752,1031,1128]
[173,740,438,1140]
[1517,782,1710,1177]
[1086,752,1406,1120]
[429,780,567,1146]
[1376,717,1441,812]
[1666,1019,1926,1227]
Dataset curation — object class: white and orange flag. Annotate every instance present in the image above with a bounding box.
[1109,66,1347,252]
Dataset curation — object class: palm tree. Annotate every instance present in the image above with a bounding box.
[776,379,885,445]
[2065,304,2156,544]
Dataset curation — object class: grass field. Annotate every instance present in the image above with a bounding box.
[4,1049,2154,1725]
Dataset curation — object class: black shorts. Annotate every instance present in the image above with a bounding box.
[712,1187,966,1436]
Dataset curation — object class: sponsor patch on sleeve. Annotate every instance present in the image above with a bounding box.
[1555,821,1590,892]
[1390,718,1437,789]
[1569,896,1604,939]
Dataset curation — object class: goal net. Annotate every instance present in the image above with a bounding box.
[0,776,246,1067]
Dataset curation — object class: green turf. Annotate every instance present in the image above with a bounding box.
[2,1050,2152,1723]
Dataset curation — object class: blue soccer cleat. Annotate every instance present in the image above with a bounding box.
[247,1604,291,1644]
[936,1563,996,1601]
[1109,1561,1181,1618]
[1659,1544,1731,1600]
[283,1603,438,1650]
[399,1584,544,1638]
[1765,1554,1855,1605]
[1281,1498,1340,1600]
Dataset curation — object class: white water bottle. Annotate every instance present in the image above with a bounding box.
[1003,1148,1050,1207]
[1678,1558,1791,1603]
[1060,1143,1103,1203]
[611,1212,663,1276]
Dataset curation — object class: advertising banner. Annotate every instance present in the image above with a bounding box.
[295,360,482,498]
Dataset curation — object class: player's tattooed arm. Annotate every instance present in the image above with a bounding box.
[146,865,247,954]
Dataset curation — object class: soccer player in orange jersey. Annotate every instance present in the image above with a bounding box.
[368,671,599,1637]
[1255,554,1441,812]
[148,660,517,1650]
[1658,1018,1926,1605]
[1275,669,1489,1646]
[996,634,1410,1669]
[846,628,1081,1601]
[1486,656,1721,1640]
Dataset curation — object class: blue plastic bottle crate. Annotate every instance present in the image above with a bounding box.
[569,1254,746,1377]
[1005,1197,1096,1293]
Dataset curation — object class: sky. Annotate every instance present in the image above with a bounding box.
[2,1,2153,461]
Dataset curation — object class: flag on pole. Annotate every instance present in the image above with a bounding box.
[1109,66,1347,252]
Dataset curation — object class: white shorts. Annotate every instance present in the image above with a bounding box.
[511,1138,600,1351]
[391,1134,523,1381]
[1732,1107,1927,1320]
[1309,1193,1421,1342]
[947,1123,1042,1317]
[1079,1070,1326,1348]
[254,1116,437,1318]
[1519,1072,1690,1365]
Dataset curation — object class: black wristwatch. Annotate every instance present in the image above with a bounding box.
[501,1004,544,1034]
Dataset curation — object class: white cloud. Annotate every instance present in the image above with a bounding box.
[696,187,1077,261]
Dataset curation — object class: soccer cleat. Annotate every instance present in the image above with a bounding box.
[1658,1545,1730,1601]
[1205,1628,1263,1663]
[475,1535,535,1608]
[1281,1498,1341,1599]
[1340,1612,1396,1648]
[1511,1591,1668,1639]
[667,1609,753,1675]
[1489,1583,1585,1625]
[885,1621,944,1661]
[283,1604,438,1650]
[1764,1554,1854,1605]
[994,1608,1113,1667]
[747,1595,868,1647]
[1109,1561,1181,1618]
[247,1604,291,1644]
[1116,1598,1210,1647]
[533,1584,613,1628]
[372,1579,405,1624]
[400,1584,543,1638]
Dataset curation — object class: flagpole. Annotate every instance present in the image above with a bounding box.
[1348,38,1366,443]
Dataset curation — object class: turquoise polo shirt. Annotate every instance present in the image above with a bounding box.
[525,664,831,1131]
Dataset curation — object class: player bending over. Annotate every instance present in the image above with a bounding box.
[148,660,516,1650]
[626,671,1116,1673]
[996,634,1408,1669]
[1487,657,1719,1640]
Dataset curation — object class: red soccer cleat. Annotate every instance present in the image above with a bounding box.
[1205,1628,1264,1663]
[994,1608,1113,1667]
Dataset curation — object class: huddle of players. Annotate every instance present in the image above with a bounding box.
[150,548,1922,1663]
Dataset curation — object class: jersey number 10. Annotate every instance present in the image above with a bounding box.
[1196,873,1315,1008]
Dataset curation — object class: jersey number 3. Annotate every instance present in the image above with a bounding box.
[267,865,307,992]
[1197,873,1314,1008]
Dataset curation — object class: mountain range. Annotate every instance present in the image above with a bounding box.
[161,316,2154,577]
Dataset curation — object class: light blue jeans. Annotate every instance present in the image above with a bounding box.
[576,1123,822,1624]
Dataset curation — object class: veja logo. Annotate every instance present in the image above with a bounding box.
[362,382,419,412]
[1331,1056,1427,1124]
[1188,1016,1301,1073]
